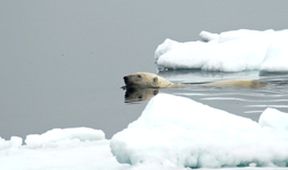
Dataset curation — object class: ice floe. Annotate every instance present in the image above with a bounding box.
[0,127,127,170]
[155,29,288,73]
[25,127,105,148]
[1,96,288,169]
[111,93,288,168]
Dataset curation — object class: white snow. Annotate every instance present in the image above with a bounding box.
[111,93,288,168]
[1,97,288,169]
[0,127,193,170]
[155,29,288,72]
[25,127,105,148]
[0,127,128,170]
[259,108,288,131]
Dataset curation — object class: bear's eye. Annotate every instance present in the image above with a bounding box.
[137,75,142,78]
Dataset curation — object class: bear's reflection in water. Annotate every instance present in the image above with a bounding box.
[123,87,159,103]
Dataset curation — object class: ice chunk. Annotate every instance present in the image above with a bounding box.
[25,127,105,148]
[199,31,219,41]
[0,136,22,150]
[199,29,274,42]
[154,38,181,61]
[260,31,288,72]
[111,93,288,168]
[0,128,129,170]
[155,29,288,72]
[259,108,288,130]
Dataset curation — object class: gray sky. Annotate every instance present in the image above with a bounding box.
[1,0,288,138]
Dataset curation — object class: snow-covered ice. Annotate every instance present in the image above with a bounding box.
[111,93,288,168]
[1,96,288,169]
[25,127,105,148]
[155,29,288,72]
[0,127,193,170]
[0,127,129,170]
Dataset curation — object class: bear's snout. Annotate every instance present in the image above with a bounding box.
[123,76,130,85]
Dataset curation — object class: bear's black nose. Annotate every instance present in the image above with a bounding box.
[123,76,129,84]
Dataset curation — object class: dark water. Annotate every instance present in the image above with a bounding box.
[123,70,288,123]
[1,60,288,141]
[1,1,288,139]
[159,71,288,121]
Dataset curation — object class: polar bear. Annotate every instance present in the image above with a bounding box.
[123,72,182,88]
[202,79,266,88]
[123,72,266,89]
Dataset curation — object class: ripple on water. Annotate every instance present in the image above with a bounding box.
[161,71,288,121]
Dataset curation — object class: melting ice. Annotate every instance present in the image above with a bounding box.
[155,29,288,73]
[111,94,288,168]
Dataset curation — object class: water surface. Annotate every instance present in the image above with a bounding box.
[159,71,288,121]
[1,1,288,140]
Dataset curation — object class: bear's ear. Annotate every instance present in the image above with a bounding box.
[153,77,158,83]
[152,77,158,87]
